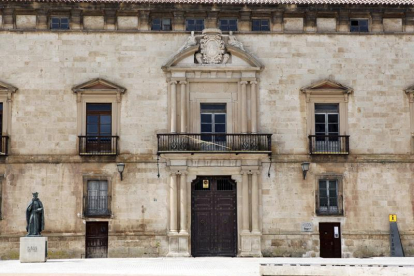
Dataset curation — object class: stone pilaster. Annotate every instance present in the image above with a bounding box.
[3,8,14,30]
[104,9,117,30]
[250,81,257,133]
[338,10,349,32]
[173,11,185,31]
[36,9,47,30]
[304,11,316,33]
[372,12,384,33]
[170,81,177,133]
[206,11,218,29]
[240,81,248,134]
[271,10,283,32]
[180,81,187,133]
[70,9,82,30]
[138,11,150,31]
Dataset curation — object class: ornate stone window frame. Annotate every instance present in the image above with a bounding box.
[315,173,344,217]
[72,78,126,137]
[301,80,353,136]
[82,174,113,219]
[0,81,17,137]
[404,86,414,153]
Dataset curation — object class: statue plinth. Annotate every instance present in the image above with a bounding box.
[19,236,48,263]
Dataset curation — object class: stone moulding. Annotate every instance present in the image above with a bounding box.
[300,79,353,103]
[161,28,264,71]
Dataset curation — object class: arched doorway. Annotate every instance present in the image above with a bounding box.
[191,176,237,257]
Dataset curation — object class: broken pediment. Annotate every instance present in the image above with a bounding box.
[72,78,126,93]
[162,29,264,71]
[301,80,353,102]
[0,80,17,93]
[404,85,414,102]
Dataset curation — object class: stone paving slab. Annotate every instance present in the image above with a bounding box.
[0,257,413,276]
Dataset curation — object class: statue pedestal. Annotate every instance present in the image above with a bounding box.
[20,237,47,263]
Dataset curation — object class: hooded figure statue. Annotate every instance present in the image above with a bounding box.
[26,192,44,236]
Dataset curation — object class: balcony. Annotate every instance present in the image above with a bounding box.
[157,133,272,154]
[83,195,111,217]
[79,136,118,156]
[0,136,8,155]
[309,135,350,155]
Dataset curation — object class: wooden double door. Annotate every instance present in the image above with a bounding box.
[191,176,237,257]
[319,222,342,258]
[86,222,108,258]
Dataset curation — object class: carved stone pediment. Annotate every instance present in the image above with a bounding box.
[162,28,263,70]
[301,80,353,102]
[72,78,126,93]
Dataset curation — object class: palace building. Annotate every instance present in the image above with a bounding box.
[0,0,413,259]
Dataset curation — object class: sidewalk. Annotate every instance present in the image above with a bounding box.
[0,257,413,276]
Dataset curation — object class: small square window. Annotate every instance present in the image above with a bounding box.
[252,19,270,31]
[186,18,204,31]
[50,17,70,30]
[152,18,171,31]
[219,19,238,32]
[350,19,369,32]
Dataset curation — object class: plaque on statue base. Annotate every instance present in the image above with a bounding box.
[20,237,47,263]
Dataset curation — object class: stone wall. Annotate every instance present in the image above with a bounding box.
[0,32,413,258]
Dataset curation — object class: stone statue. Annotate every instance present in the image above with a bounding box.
[228,31,244,50]
[179,31,198,52]
[26,192,44,236]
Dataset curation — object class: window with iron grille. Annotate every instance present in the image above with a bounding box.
[50,17,70,30]
[85,180,110,217]
[252,19,270,31]
[317,178,343,215]
[219,19,238,32]
[152,18,172,31]
[186,19,204,31]
[350,19,369,32]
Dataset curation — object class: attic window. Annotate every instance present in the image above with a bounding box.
[350,19,368,32]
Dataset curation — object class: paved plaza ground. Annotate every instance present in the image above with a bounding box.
[0,257,414,276]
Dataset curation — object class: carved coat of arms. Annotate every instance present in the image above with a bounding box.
[199,31,226,64]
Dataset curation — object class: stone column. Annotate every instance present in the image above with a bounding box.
[241,171,249,234]
[180,81,187,133]
[179,172,188,234]
[251,172,260,233]
[170,81,177,133]
[241,81,248,134]
[250,81,258,133]
[169,173,178,233]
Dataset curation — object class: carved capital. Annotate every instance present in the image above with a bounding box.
[240,81,248,85]
[179,81,187,85]
[250,81,258,85]
[170,81,178,86]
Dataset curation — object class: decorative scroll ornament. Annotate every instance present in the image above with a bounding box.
[199,29,226,64]
[228,31,244,50]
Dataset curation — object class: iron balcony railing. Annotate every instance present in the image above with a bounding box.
[78,136,118,156]
[157,133,272,154]
[0,136,8,156]
[83,195,111,217]
[309,135,350,155]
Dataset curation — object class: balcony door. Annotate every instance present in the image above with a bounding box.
[200,104,226,151]
[86,103,112,154]
[314,104,340,153]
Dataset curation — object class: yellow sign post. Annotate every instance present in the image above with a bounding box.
[389,214,397,222]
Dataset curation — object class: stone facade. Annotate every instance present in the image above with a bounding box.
[0,1,413,259]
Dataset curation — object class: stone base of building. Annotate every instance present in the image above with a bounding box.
[19,236,47,263]
[167,232,190,257]
[239,232,262,257]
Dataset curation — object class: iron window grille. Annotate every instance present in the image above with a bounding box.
[317,179,343,215]
[252,19,270,31]
[350,19,369,32]
[50,17,70,30]
[186,19,204,31]
[219,19,238,32]
[152,18,172,31]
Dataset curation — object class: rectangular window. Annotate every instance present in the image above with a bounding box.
[186,19,204,31]
[151,18,171,31]
[252,19,270,31]
[219,19,238,32]
[200,104,226,150]
[50,17,70,30]
[318,179,340,215]
[350,19,369,32]
[85,103,113,154]
[85,180,110,217]
[313,104,343,153]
